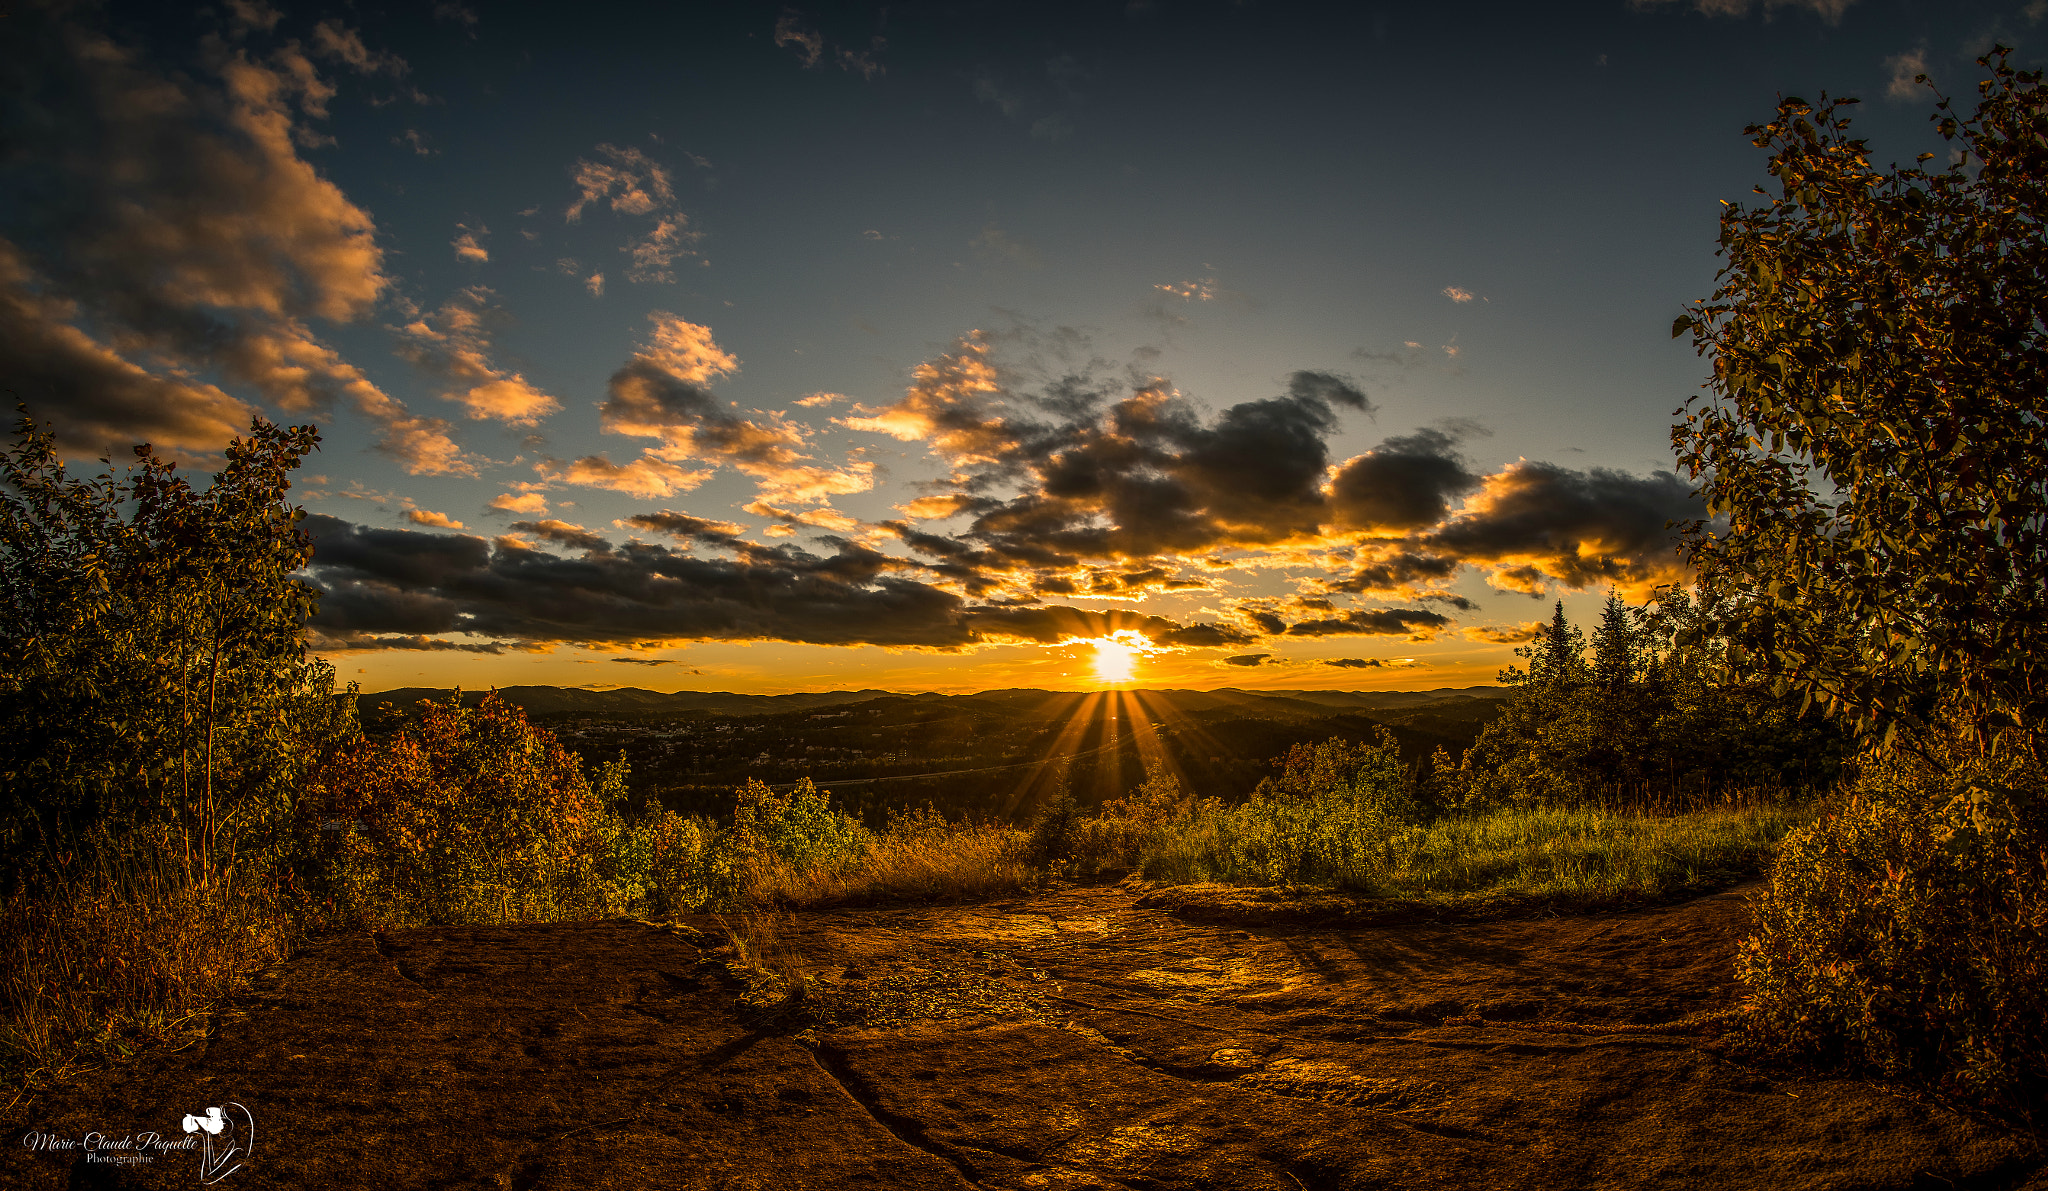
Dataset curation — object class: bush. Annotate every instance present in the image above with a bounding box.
[1026,780,1082,869]
[731,777,871,873]
[306,693,642,925]
[1073,768,1215,875]
[1135,730,1422,890]
[1738,728,2047,1124]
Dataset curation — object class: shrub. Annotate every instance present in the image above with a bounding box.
[1073,767,1215,875]
[1738,728,2047,1124]
[731,777,871,873]
[306,693,640,925]
[1137,730,1422,890]
[1026,779,1082,869]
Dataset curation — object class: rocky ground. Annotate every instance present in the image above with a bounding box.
[9,881,2043,1190]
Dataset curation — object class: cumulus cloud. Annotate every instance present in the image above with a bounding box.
[586,272,605,297]
[1156,278,1218,301]
[0,8,467,472]
[393,287,560,425]
[1322,658,1383,668]
[1442,286,1475,303]
[567,144,674,220]
[0,244,258,455]
[626,215,697,284]
[1464,622,1542,644]
[1886,49,1929,100]
[564,144,700,282]
[538,453,710,499]
[225,0,283,34]
[406,508,465,529]
[576,314,872,513]
[850,334,1374,596]
[309,20,410,77]
[1424,462,1697,597]
[451,224,488,264]
[1224,653,1270,667]
[489,492,548,514]
[773,12,825,67]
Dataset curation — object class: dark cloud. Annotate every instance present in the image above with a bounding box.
[852,335,1377,585]
[1283,608,1450,637]
[509,519,610,552]
[303,631,505,653]
[1328,427,1481,532]
[624,510,748,545]
[302,515,1251,653]
[1224,653,1270,667]
[1423,462,1699,595]
[1320,550,1461,595]
[1322,658,1383,668]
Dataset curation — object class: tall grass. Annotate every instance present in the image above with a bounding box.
[740,810,1030,910]
[1134,801,1810,908]
[0,829,294,1080]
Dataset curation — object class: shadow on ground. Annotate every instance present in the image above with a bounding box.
[9,883,2044,1189]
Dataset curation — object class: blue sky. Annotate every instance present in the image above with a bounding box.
[2,0,2031,692]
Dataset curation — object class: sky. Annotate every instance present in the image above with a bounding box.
[1,0,2033,695]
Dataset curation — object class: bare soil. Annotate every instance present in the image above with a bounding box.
[9,882,2044,1190]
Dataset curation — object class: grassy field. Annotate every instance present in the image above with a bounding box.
[1131,802,1814,912]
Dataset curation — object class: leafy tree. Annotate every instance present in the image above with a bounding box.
[0,410,328,885]
[1671,49,2048,757]
[1674,50,2048,1120]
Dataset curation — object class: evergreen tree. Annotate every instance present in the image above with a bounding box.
[1510,600,1588,687]
[1591,589,1643,692]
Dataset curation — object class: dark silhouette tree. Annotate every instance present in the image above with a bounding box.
[0,410,328,885]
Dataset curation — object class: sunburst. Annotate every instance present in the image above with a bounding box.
[1084,631,1150,686]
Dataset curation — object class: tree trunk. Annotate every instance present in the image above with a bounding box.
[201,622,222,887]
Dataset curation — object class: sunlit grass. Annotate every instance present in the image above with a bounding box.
[739,815,1032,910]
[1,833,294,1083]
[1133,802,1815,912]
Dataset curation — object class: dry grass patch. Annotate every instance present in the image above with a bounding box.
[741,814,1032,911]
[1,852,291,1083]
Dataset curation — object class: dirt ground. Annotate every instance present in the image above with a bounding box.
[8,882,2043,1190]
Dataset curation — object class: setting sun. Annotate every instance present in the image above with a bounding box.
[1087,633,1148,685]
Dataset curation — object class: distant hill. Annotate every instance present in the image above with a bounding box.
[354,682,1518,823]
[357,685,898,720]
[356,683,1509,725]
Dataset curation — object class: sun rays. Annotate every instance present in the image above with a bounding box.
[1083,631,1152,686]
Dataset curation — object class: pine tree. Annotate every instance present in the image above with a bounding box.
[1591,590,1641,692]
[1518,600,1587,686]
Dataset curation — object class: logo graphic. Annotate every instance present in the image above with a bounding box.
[180,1103,253,1184]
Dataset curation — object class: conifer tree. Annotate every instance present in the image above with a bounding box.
[1591,590,1642,692]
